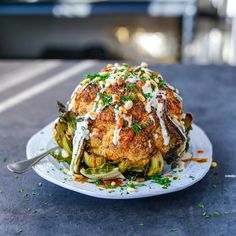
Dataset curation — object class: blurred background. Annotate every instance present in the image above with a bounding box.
[0,0,235,65]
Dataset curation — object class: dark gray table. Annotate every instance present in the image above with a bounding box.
[0,60,235,236]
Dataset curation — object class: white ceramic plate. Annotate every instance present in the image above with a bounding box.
[26,122,212,199]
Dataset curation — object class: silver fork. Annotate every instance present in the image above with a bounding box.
[7,146,59,174]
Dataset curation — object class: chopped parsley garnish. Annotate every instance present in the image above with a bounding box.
[98,93,112,107]
[94,101,98,111]
[127,181,137,188]
[124,121,128,127]
[88,179,102,186]
[158,80,166,88]
[151,84,156,91]
[120,94,138,103]
[151,174,171,189]
[100,73,110,81]
[81,126,87,131]
[122,63,128,68]
[140,76,147,81]
[120,95,133,102]
[85,73,99,80]
[143,93,152,99]
[132,123,141,134]
[107,184,116,189]
[189,175,195,180]
[125,84,136,92]
[145,121,150,127]
[130,70,136,76]
[123,74,128,79]
[151,74,158,79]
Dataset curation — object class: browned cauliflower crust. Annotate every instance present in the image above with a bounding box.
[54,62,191,176]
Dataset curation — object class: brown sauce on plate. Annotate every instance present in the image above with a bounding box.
[74,176,123,189]
[182,157,208,163]
[74,176,88,183]
[197,150,205,154]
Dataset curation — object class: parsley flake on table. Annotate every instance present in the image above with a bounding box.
[18,187,24,193]
[169,227,179,232]
[213,211,221,216]
[202,212,210,219]
[224,187,228,192]
[16,229,23,235]
[197,203,205,209]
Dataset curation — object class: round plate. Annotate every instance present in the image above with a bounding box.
[26,122,212,199]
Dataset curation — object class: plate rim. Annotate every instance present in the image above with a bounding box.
[26,122,213,199]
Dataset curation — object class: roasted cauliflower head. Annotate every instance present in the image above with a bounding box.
[53,62,192,180]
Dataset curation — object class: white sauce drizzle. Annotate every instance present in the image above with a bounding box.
[70,117,89,173]
[148,140,152,148]
[142,81,170,146]
[121,114,132,127]
[154,133,158,139]
[68,82,91,111]
[69,79,110,173]
[156,102,170,146]
[127,76,138,83]
[112,106,122,145]
[149,114,155,124]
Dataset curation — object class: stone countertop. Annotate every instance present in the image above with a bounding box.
[0,61,235,236]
